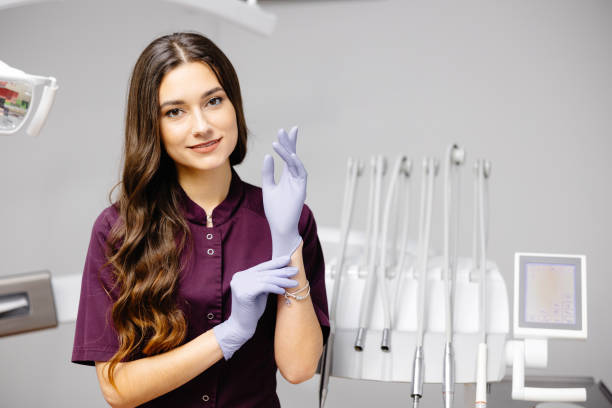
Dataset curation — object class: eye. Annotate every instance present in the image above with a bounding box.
[165,108,182,118]
[208,96,223,107]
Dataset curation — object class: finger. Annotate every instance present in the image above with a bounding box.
[263,266,299,278]
[262,154,276,188]
[261,283,286,295]
[278,128,294,155]
[290,153,307,179]
[255,255,291,272]
[265,277,299,289]
[288,126,298,153]
[272,142,299,177]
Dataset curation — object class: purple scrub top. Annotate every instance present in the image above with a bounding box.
[71,168,330,407]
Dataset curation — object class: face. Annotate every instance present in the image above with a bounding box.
[158,61,238,177]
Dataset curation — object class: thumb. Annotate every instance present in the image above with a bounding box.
[262,154,276,188]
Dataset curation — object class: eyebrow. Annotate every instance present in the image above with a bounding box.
[159,86,224,110]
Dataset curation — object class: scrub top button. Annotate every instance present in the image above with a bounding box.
[206,233,213,240]
[207,249,214,255]
[202,394,210,402]
[207,312,214,320]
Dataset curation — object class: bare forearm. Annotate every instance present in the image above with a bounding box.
[274,242,323,383]
[96,329,223,408]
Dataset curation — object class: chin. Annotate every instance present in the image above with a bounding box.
[186,156,231,172]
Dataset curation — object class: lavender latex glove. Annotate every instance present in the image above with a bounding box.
[262,126,308,258]
[213,255,298,359]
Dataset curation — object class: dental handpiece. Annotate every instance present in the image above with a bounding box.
[443,342,455,407]
[411,345,424,408]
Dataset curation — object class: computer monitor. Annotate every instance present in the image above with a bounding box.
[514,253,587,339]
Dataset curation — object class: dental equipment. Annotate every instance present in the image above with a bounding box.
[361,157,377,278]
[0,60,58,137]
[354,155,386,351]
[507,253,587,403]
[0,0,278,36]
[319,157,363,408]
[386,159,406,272]
[411,157,438,408]
[377,155,409,351]
[391,160,413,320]
[442,145,466,408]
[474,159,491,408]
[317,149,510,388]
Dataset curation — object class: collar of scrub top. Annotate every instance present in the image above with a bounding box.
[0,60,58,137]
[177,167,245,227]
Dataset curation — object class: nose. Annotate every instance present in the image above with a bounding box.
[191,109,212,136]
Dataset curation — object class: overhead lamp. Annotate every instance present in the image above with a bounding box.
[0,60,58,137]
[164,0,277,36]
[0,0,277,36]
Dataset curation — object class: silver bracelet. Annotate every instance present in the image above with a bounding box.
[283,281,310,306]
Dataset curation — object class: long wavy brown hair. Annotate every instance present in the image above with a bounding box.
[100,32,248,391]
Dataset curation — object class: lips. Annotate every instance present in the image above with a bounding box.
[189,138,221,148]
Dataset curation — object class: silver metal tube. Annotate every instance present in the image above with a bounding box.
[354,327,366,351]
[381,328,391,352]
[411,345,424,400]
[443,341,455,408]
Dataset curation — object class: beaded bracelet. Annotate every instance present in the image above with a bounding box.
[283,281,310,306]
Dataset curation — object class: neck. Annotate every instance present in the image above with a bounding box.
[176,161,232,216]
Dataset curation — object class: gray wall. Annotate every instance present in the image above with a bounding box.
[1,0,610,406]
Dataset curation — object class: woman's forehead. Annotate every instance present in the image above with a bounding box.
[159,61,222,101]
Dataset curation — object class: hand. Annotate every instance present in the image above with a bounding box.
[262,126,308,258]
[213,256,298,359]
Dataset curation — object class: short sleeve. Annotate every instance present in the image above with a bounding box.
[298,204,330,346]
[71,207,121,366]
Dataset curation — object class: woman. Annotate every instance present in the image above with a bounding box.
[71,32,329,408]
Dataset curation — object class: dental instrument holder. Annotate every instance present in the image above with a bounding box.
[320,152,509,389]
[322,242,510,384]
[504,252,587,403]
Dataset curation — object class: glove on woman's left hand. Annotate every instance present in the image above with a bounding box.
[262,126,308,258]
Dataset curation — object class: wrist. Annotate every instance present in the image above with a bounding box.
[289,240,304,263]
[272,235,302,259]
[213,318,252,360]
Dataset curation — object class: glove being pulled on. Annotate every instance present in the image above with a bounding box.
[213,255,298,359]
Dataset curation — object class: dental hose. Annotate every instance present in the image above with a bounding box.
[355,155,386,351]
[330,158,361,322]
[362,157,377,278]
[391,161,412,323]
[411,158,437,408]
[474,160,491,408]
[320,158,362,408]
[442,145,465,408]
[377,155,408,351]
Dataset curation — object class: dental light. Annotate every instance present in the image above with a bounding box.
[0,0,277,36]
[164,0,277,36]
[0,60,58,137]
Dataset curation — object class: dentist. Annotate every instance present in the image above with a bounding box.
[71,32,329,408]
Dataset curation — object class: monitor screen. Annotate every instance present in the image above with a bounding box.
[515,253,586,338]
[524,262,576,325]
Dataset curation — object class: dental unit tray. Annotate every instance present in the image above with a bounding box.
[319,229,510,384]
